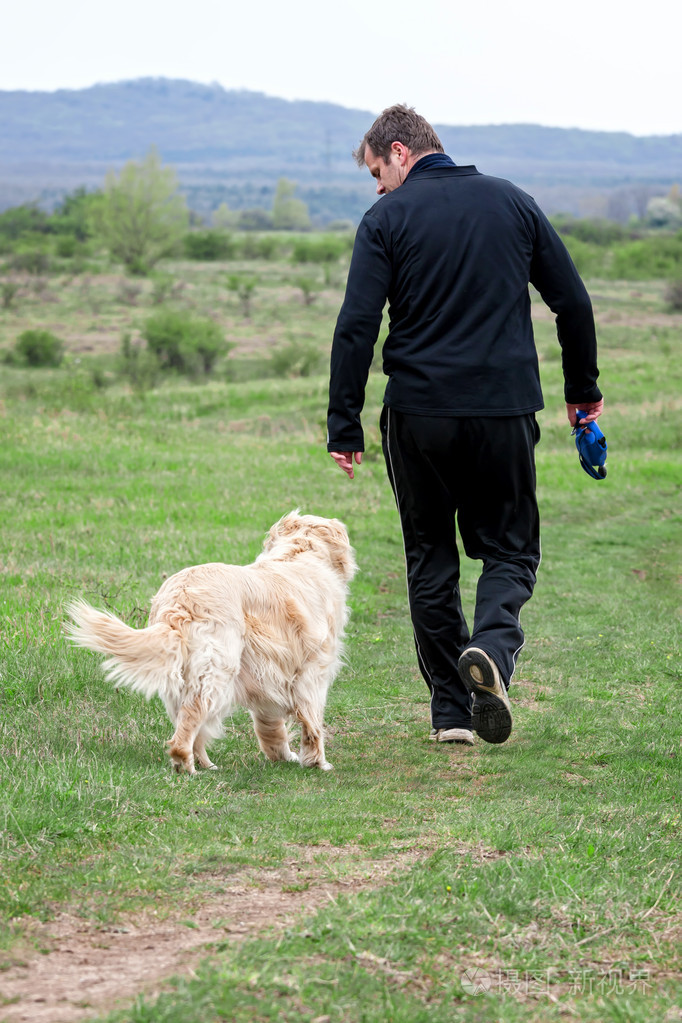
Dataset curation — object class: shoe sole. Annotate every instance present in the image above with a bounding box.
[459,648,512,744]
[438,727,474,746]
[429,728,474,745]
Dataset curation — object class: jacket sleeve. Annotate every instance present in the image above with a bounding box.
[327,213,392,452]
[529,204,602,405]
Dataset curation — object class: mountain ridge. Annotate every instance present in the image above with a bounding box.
[1,78,680,222]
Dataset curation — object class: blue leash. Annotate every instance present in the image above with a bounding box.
[573,411,607,480]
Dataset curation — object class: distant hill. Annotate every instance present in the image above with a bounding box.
[1,78,680,223]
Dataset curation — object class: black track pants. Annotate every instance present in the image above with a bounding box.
[381,407,541,730]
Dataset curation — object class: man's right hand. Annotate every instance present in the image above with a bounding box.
[329,451,362,479]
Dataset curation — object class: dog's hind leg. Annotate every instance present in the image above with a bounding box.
[167,694,206,774]
[250,710,299,764]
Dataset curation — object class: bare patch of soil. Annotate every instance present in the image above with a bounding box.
[0,846,423,1023]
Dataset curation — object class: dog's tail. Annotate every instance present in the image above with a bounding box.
[66,599,183,699]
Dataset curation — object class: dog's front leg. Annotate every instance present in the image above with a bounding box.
[193,732,218,770]
[296,704,332,771]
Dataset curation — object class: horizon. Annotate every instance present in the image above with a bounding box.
[2,76,680,141]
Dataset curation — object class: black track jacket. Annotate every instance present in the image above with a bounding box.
[327,158,602,452]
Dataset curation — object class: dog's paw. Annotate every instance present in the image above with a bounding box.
[286,750,299,762]
[319,760,333,771]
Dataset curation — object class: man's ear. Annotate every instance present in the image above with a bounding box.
[390,141,409,163]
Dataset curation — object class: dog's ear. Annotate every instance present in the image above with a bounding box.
[275,510,302,535]
[312,519,357,581]
[263,509,302,549]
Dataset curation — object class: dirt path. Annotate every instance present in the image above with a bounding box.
[0,847,423,1022]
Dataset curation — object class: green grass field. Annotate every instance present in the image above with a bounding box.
[0,260,680,1022]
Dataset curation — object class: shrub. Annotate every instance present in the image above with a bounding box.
[291,235,347,265]
[0,204,50,242]
[270,339,321,378]
[236,208,274,231]
[55,235,79,258]
[184,230,238,261]
[610,235,682,280]
[142,310,231,375]
[226,275,257,318]
[239,235,282,260]
[149,273,175,305]
[10,248,51,275]
[1,280,20,309]
[663,278,682,311]
[117,279,143,306]
[15,329,64,367]
[252,235,281,260]
[297,277,319,306]
[553,216,628,246]
[119,332,161,393]
[291,234,349,284]
[556,237,609,278]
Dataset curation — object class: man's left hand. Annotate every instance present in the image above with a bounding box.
[566,399,604,427]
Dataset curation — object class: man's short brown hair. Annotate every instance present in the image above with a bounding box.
[353,104,444,166]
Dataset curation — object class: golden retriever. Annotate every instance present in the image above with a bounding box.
[67,511,356,773]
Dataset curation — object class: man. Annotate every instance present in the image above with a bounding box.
[327,105,603,748]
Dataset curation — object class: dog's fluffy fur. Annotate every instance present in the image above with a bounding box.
[67,511,356,773]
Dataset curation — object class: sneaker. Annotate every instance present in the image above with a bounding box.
[429,726,474,745]
[458,647,512,744]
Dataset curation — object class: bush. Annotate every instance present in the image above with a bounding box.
[235,208,274,231]
[142,310,231,375]
[270,339,322,378]
[240,235,281,260]
[291,235,347,264]
[14,329,64,367]
[10,248,51,275]
[560,237,610,278]
[291,234,349,283]
[226,275,257,317]
[55,235,79,258]
[1,280,20,309]
[184,230,238,260]
[119,332,161,393]
[0,204,51,242]
[663,278,682,311]
[553,216,628,246]
[610,234,682,280]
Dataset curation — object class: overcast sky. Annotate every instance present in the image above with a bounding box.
[3,0,681,136]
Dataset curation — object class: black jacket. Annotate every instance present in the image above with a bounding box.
[327,160,601,452]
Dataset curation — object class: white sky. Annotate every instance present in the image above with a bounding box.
[3,0,681,136]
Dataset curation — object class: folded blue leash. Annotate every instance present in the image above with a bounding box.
[573,411,607,480]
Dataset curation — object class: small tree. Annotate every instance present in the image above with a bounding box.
[226,274,257,318]
[297,276,319,306]
[93,148,189,275]
[272,179,311,231]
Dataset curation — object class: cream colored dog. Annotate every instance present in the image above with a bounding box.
[67,512,356,773]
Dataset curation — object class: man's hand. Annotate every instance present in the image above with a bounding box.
[566,399,604,427]
[329,451,362,479]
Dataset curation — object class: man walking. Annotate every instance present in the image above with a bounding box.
[327,104,603,747]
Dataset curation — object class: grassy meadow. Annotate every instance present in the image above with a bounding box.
[0,246,681,1022]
